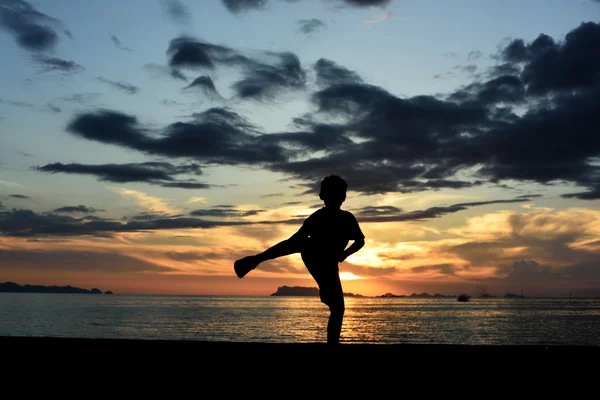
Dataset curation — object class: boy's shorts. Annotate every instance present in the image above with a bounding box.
[288,234,345,308]
[301,253,344,308]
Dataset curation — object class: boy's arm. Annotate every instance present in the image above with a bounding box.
[339,237,365,263]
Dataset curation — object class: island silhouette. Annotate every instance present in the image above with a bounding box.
[0,282,113,294]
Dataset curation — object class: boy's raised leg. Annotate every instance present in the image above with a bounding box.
[234,234,305,278]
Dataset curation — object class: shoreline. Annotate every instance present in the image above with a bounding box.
[3,335,599,356]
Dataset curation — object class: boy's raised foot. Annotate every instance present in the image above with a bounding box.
[234,255,260,278]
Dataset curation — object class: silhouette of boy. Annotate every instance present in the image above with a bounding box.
[234,175,365,344]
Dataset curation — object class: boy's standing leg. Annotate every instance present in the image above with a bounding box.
[304,258,345,345]
[324,277,345,345]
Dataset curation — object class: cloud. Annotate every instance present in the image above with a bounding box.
[499,23,599,94]
[261,193,284,198]
[110,34,132,52]
[97,77,139,95]
[0,207,245,237]
[53,205,102,213]
[185,197,206,204]
[48,22,600,200]
[0,98,60,113]
[0,180,20,186]
[467,50,483,61]
[8,194,29,199]
[364,11,406,28]
[34,161,211,189]
[107,187,180,215]
[48,93,101,108]
[271,23,600,197]
[162,0,191,24]
[167,36,306,100]
[144,63,188,82]
[183,75,221,98]
[412,263,457,275]
[0,249,174,273]
[297,18,327,34]
[0,0,72,51]
[314,58,363,87]
[30,54,84,74]
[351,197,535,223]
[190,206,266,218]
[221,0,268,13]
[222,0,391,14]
[66,108,291,165]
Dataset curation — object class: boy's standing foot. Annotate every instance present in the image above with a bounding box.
[234,255,260,278]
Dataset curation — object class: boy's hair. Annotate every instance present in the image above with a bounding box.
[319,175,347,198]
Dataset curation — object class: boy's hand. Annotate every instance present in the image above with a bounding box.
[338,253,347,263]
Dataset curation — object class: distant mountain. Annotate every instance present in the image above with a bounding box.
[409,292,455,298]
[504,293,524,299]
[0,282,112,294]
[270,285,364,297]
[380,292,405,298]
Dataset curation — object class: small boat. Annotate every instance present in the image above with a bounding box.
[457,294,470,302]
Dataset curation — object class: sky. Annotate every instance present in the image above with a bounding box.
[1,0,600,297]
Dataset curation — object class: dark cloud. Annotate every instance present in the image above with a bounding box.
[499,24,599,95]
[448,74,525,106]
[351,198,533,223]
[0,207,246,237]
[261,193,284,198]
[183,75,220,98]
[45,102,61,113]
[97,77,139,95]
[274,23,600,197]
[53,23,600,199]
[232,51,306,100]
[34,161,211,189]
[189,207,265,218]
[30,54,84,74]
[259,118,353,154]
[53,205,101,213]
[167,36,233,70]
[9,194,29,199]
[221,0,268,13]
[167,36,306,100]
[222,0,391,13]
[66,108,290,165]
[165,251,224,262]
[562,186,600,201]
[0,0,71,51]
[297,18,327,34]
[314,58,362,87]
[110,35,132,52]
[144,63,188,82]
[412,263,457,275]
[0,249,174,273]
[162,0,191,24]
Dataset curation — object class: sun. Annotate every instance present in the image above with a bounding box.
[339,272,364,281]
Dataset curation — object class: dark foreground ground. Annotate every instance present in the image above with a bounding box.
[3,335,599,361]
[2,336,598,388]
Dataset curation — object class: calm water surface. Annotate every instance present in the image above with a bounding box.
[1,294,599,345]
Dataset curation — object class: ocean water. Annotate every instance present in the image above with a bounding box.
[1,293,599,345]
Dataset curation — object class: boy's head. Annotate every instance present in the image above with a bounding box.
[319,175,347,208]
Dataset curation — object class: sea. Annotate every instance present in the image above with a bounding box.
[1,293,599,346]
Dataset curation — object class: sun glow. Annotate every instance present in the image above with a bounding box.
[339,272,364,280]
